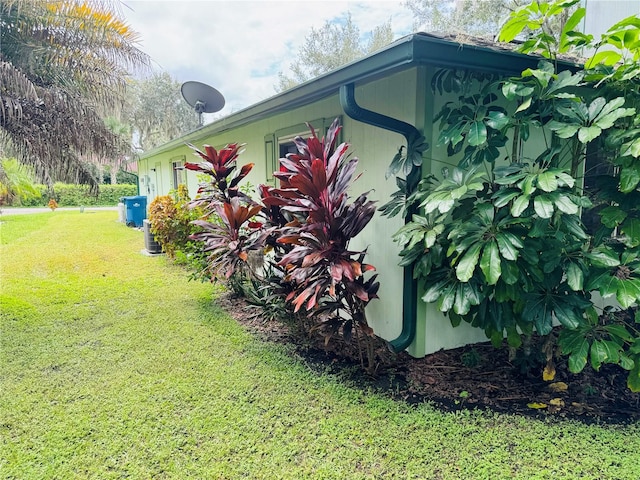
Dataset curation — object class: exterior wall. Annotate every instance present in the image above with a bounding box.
[138,69,420,345]
[582,0,640,38]
[139,58,574,358]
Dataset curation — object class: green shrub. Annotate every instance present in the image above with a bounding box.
[384,0,640,392]
[20,183,137,207]
[148,185,205,267]
[9,185,46,207]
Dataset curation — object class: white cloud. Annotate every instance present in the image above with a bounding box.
[123,0,413,117]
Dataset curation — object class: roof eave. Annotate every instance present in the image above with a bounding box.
[139,33,576,159]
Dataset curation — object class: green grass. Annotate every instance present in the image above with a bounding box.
[1,211,639,479]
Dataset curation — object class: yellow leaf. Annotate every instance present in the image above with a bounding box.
[571,402,594,413]
[549,398,565,407]
[548,382,568,393]
[543,363,556,381]
[527,402,548,409]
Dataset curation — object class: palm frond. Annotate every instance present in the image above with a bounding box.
[0,0,149,187]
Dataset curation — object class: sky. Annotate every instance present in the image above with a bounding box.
[121,1,415,119]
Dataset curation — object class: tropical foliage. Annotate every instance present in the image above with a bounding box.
[184,119,380,370]
[386,0,640,390]
[185,143,265,284]
[0,158,39,207]
[148,185,202,259]
[260,119,380,369]
[0,0,148,188]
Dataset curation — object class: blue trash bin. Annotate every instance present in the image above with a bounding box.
[122,195,147,227]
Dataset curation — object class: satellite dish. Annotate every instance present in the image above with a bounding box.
[181,81,225,127]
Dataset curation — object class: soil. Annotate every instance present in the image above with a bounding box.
[217,293,640,425]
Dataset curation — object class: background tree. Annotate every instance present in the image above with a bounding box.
[404,0,512,36]
[103,116,132,184]
[122,72,200,152]
[0,158,39,208]
[404,0,574,39]
[276,14,394,92]
[0,0,148,189]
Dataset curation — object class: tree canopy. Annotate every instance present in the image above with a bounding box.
[276,14,393,92]
[404,0,516,37]
[404,0,574,39]
[0,0,149,188]
[122,72,200,152]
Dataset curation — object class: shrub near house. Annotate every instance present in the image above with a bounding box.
[152,0,640,392]
[386,0,640,391]
[184,119,380,371]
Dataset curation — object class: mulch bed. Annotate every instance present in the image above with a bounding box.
[217,293,640,424]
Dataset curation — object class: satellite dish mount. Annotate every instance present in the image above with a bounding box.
[181,81,225,127]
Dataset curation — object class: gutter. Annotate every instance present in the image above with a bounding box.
[339,83,420,353]
[140,33,561,160]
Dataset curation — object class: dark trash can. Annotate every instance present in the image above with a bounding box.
[121,195,147,227]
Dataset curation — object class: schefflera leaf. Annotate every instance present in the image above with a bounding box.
[479,239,501,285]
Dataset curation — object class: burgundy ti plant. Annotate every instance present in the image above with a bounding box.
[185,143,264,282]
[261,119,380,364]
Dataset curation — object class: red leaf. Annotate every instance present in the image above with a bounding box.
[331,262,344,282]
[204,145,219,163]
[293,286,314,312]
[218,143,240,166]
[310,158,328,193]
[184,161,213,174]
[306,285,322,310]
[351,283,370,302]
[289,174,319,199]
[351,261,362,277]
[302,252,323,268]
[230,163,254,188]
[277,235,301,245]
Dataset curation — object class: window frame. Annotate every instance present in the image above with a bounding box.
[264,117,342,185]
[171,155,186,190]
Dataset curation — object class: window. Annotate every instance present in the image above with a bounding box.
[264,117,341,185]
[171,156,186,190]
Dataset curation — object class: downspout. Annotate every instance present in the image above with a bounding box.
[339,82,421,353]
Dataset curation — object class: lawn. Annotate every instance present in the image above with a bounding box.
[1,211,639,479]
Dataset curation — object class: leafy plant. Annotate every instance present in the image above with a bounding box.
[148,185,203,260]
[260,119,380,371]
[0,158,40,207]
[384,0,640,390]
[499,0,588,60]
[499,1,640,390]
[434,85,509,168]
[186,142,253,206]
[191,198,264,280]
[185,143,265,289]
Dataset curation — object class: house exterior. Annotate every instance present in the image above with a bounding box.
[137,33,571,358]
[582,0,640,38]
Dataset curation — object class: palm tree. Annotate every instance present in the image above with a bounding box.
[0,158,40,208]
[0,0,149,189]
